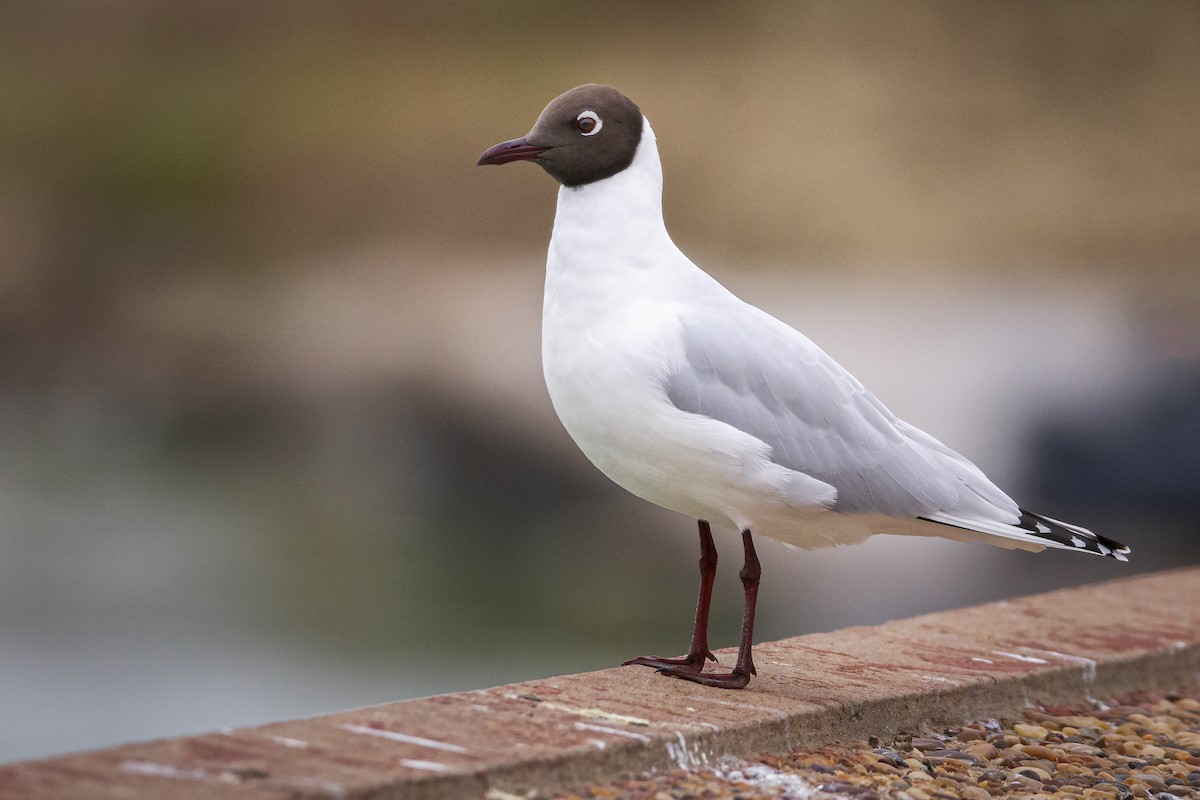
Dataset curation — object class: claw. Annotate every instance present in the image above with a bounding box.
[620,525,761,690]
[659,665,752,689]
[623,653,714,673]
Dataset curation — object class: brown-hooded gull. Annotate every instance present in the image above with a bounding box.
[477,84,1129,689]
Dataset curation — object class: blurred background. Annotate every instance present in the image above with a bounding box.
[3,1,1199,764]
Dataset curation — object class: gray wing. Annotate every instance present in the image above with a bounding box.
[666,305,1015,519]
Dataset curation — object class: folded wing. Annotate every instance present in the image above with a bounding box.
[665,302,1129,560]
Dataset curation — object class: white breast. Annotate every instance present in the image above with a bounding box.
[539,119,833,533]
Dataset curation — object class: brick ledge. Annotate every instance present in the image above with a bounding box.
[4,567,1199,799]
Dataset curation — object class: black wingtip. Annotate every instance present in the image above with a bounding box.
[1016,509,1130,561]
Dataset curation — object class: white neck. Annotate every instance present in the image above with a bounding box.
[547,117,674,266]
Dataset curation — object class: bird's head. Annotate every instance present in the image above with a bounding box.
[476,84,642,188]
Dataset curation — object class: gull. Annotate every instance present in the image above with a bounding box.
[477,84,1129,689]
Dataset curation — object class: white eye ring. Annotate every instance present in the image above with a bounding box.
[576,110,603,136]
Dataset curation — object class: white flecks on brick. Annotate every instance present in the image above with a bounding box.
[269,735,310,749]
[399,759,453,773]
[572,721,652,743]
[340,724,469,753]
[993,651,1049,664]
[539,700,651,727]
[921,674,957,683]
[665,731,710,771]
[1025,649,1099,684]
[120,761,211,782]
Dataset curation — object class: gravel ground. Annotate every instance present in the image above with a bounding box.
[544,686,1200,800]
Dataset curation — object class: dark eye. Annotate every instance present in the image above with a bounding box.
[575,110,603,136]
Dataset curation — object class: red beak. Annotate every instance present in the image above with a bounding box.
[476,137,549,166]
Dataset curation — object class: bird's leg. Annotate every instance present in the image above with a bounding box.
[660,528,759,689]
[622,520,719,672]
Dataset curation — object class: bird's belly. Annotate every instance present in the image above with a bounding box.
[554,396,749,526]
[543,339,799,530]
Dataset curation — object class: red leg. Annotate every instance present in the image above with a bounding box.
[623,520,719,672]
[661,528,759,688]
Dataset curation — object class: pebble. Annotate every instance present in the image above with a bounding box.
[911,738,945,752]
[1006,772,1045,791]
[873,747,909,768]
[1014,723,1051,740]
[1013,765,1052,782]
[1020,744,1062,761]
[960,740,997,760]
[558,686,1200,799]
